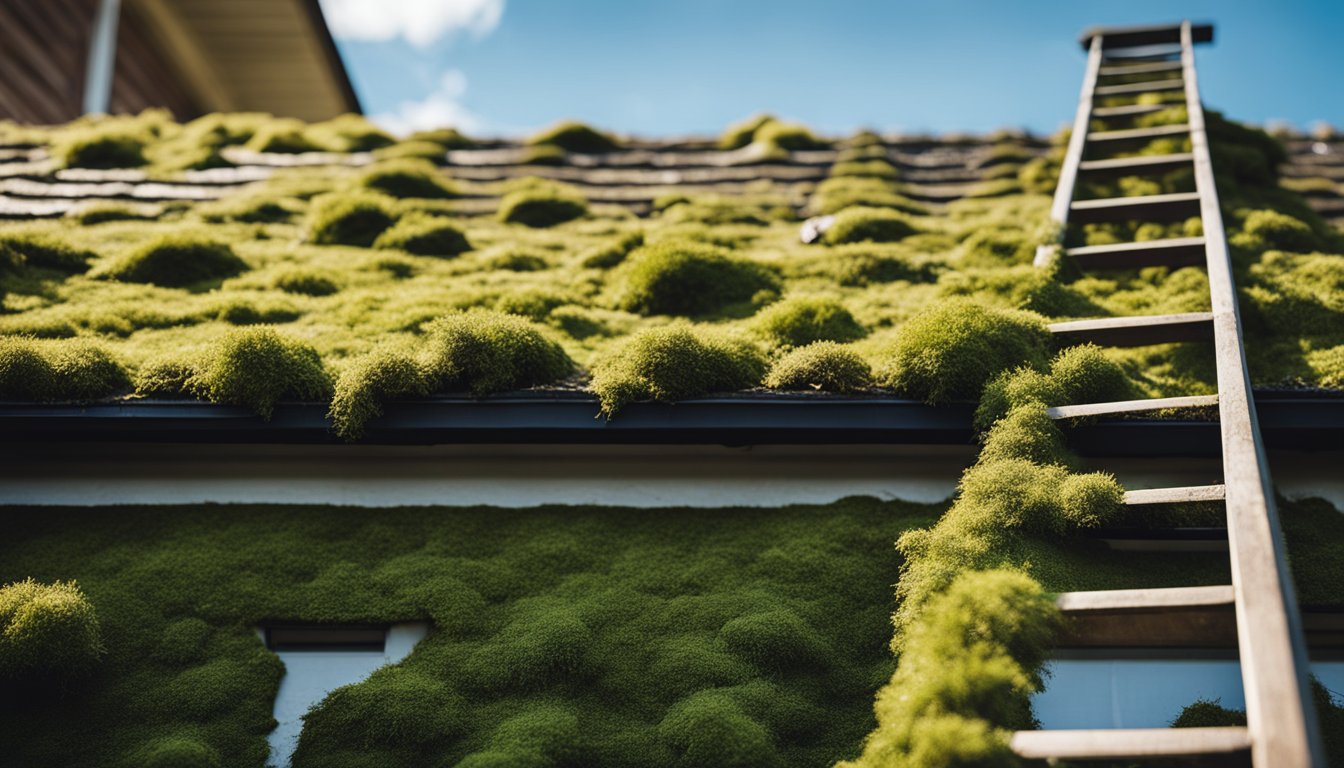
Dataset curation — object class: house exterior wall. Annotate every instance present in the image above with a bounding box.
[2,443,1340,511]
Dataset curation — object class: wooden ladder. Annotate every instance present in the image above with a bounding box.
[1024,21,1327,767]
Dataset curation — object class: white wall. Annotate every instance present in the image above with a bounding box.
[1,442,1340,510]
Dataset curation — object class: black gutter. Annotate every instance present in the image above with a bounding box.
[1,392,1341,455]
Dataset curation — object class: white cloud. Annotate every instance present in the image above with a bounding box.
[320,0,505,48]
[371,70,484,135]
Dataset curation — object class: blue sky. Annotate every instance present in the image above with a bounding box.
[319,0,1344,138]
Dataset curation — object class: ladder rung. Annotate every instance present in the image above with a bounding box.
[1047,394,1219,420]
[1092,103,1169,119]
[1093,79,1185,97]
[1099,60,1184,77]
[1082,22,1214,52]
[1124,484,1226,505]
[1058,584,1235,613]
[1069,192,1203,223]
[1065,236,1206,269]
[1049,311,1214,346]
[1011,727,1250,762]
[1087,123,1190,143]
[1056,585,1238,648]
[1078,152,1193,177]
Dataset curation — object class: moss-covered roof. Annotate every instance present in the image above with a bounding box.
[0,110,1341,437]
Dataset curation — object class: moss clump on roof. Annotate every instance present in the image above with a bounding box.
[579,231,644,269]
[875,299,1051,404]
[485,247,550,272]
[373,215,472,257]
[420,309,574,397]
[0,230,94,273]
[526,121,620,153]
[126,737,223,768]
[407,127,476,149]
[243,118,323,154]
[521,143,568,166]
[150,327,332,419]
[294,666,466,762]
[357,159,456,199]
[615,240,780,317]
[98,232,249,287]
[591,324,766,415]
[196,193,304,224]
[272,269,340,297]
[214,299,301,326]
[752,297,865,348]
[51,127,148,169]
[810,177,926,217]
[306,193,398,247]
[823,207,919,245]
[305,114,395,153]
[497,184,589,228]
[373,139,450,164]
[329,349,431,440]
[829,159,899,181]
[69,202,159,226]
[839,570,1058,768]
[0,579,104,686]
[1234,209,1324,253]
[719,114,776,150]
[1171,698,1246,728]
[764,342,871,393]
[754,120,830,152]
[975,344,1133,431]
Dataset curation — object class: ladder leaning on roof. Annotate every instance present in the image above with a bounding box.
[1022,21,1326,767]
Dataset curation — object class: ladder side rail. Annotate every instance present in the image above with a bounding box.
[1179,20,1326,768]
[1035,35,1103,267]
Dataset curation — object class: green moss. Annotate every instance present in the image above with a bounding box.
[823,207,918,245]
[1170,698,1247,728]
[977,403,1075,468]
[497,185,589,228]
[306,194,398,247]
[486,248,550,272]
[719,609,831,671]
[306,114,395,153]
[373,139,450,164]
[752,297,865,348]
[0,230,95,272]
[124,736,223,768]
[215,299,301,326]
[0,579,104,684]
[520,143,567,166]
[527,121,619,153]
[408,127,477,149]
[180,327,332,418]
[975,345,1134,430]
[829,160,898,180]
[52,129,147,169]
[820,245,938,287]
[328,350,430,440]
[98,233,248,288]
[754,120,829,151]
[293,667,464,762]
[841,570,1057,768]
[358,159,456,199]
[875,299,1051,404]
[420,309,574,396]
[580,231,644,269]
[0,337,130,402]
[591,324,766,415]
[70,202,159,226]
[373,214,472,257]
[273,269,340,296]
[243,119,322,154]
[615,240,780,317]
[811,178,926,217]
[1234,209,1323,253]
[196,193,303,224]
[720,114,776,150]
[764,342,871,393]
